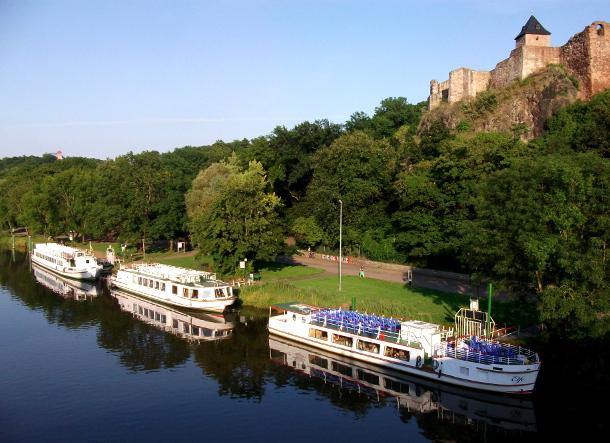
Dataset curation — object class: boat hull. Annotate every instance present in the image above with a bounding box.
[268,312,539,395]
[31,253,101,280]
[111,279,234,312]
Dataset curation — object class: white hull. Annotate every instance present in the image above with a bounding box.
[31,243,102,280]
[111,263,236,313]
[32,263,101,300]
[269,336,537,432]
[268,303,540,395]
[112,289,235,342]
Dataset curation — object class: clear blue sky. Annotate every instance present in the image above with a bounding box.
[1,0,607,160]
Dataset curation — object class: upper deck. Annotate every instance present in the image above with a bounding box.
[120,263,223,286]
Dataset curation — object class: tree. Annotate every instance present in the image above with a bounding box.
[239,120,343,206]
[462,153,610,337]
[304,131,400,252]
[187,160,284,275]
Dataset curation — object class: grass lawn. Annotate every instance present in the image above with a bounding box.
[3,237,536,329]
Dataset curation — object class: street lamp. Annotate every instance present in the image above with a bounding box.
[338,200,342,290]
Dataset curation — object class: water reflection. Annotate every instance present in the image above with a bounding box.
[111,288,235,342]
[269,336,537,434]
[32,262,103,300]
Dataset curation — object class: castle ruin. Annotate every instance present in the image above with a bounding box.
[428,16,610,109]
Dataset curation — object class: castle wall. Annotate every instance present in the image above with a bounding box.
[561,21,610,99]
[428,21,610,109]
[516,34,551,48]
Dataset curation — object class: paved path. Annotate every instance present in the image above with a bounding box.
[276,254,484,297]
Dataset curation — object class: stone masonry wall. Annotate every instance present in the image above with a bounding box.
[428,21,610,109]
[561,21,610,100]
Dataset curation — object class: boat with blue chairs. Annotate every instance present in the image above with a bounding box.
[267,302,541,394]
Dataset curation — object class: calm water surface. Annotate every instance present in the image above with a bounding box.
[0,249,603,442]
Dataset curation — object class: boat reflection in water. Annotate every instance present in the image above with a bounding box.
[269,337,537,434]
[32,262,102,300]
[111,289,236,342]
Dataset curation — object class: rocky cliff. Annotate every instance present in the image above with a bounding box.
[419,65,580,140]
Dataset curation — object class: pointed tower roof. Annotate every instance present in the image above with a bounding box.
[515,15,551,40]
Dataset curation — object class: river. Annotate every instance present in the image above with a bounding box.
[0,248,604,442]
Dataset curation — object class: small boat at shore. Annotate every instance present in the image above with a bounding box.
[30,243,103,280]
[267,302,541,395]
[111,289,235,342]
[111,263,236,312]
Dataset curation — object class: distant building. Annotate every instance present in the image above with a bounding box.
[428,16,610,109]
[55,151,64,160]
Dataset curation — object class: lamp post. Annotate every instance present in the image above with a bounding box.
[338,200,342,291]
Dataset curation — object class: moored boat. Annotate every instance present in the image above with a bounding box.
[111,289,235,342]
[269,336,537,432]
[267,302,541,394]
[30,243,103,280]
[111,262,237,312]
[32,262,102,300]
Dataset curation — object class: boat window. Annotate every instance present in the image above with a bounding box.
[332,334,353,348]
[356,340,380,354]
[138,277,142,285]
[172,285,178,295]
[183,324,190,333]
[460,367,470,376]
[308,355,329,369]
[308,328,328,341]
[214,288,225,299]
[133,305,138,313]
[144,308,149,317]
[331,361,353,377]
[356,369,379,386]
[191,290,199,299]
[384,346,410,361]
[384,378,410,394]
[160,315,166,324]
[192,326,200,336]
[172,319,178,329]
[155,312,160,321]
[155,281,160,290]
[149,279,154,288]
[138,306,143,315]
[203,330,213,337]
[183,288,188,298]
[161,283,166,292]
[143,278,148,286]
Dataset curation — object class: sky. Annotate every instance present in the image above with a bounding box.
[1,0,608,161]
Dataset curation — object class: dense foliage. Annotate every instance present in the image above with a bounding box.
[2,89,609,340]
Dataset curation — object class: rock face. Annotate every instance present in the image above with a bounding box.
[420,66,579,140]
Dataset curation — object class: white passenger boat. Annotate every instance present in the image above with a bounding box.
[268,302,541,394]
[111,263,237,312]
[30,243,103,280]
[269,337,537,432]
[111,289,235,342]
[32,263,102,300]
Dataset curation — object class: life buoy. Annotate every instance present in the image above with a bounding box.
[433,360,439,371]
[416,355,422,368]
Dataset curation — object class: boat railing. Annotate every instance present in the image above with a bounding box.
[129,263,217,283]
[310,308,406,343]
[433,337,539,366]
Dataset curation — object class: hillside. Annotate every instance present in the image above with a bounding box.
[419,65,580,140]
